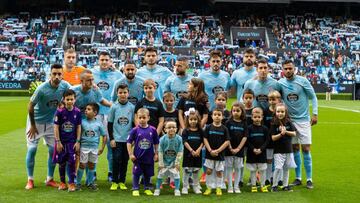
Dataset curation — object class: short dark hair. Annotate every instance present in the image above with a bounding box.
[244,48,256,55]
[144,47,158,55]
[117,83,129,92]
[86,103,99,115]
[256,58,268,66]
[63,89,76,98]
[124,59,137,66]
[99,51,111,58]
[51,63,63,70]
[243,88,255,97]
[212,108,224,116]
[209,50,222,59]
[282,59,294,66]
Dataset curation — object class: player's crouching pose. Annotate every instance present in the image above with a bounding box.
[76,103,107,191]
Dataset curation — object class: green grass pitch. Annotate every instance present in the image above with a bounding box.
[0,97,359,202]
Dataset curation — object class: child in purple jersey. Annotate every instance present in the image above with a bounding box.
[127,108,159,197]
[53,89,82,192]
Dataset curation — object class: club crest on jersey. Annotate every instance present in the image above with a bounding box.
[97,81,110,90]
[118,117,129,125]
[212,85,224,94]
[128,96,138,105]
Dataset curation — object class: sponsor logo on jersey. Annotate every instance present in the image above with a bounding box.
[176,91,187,99]
[46,99,59,108]
[62,121,74,133]
[212,85,224,94]
[256,94,268,102]
[85,130,96,137]
[139,138,151,149]
[287,94,299,102]
[164,149,176,157]
[128,96,138,105]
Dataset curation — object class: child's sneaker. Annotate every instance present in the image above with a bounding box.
[234,187,241,193]
[291,179,302,186]
[88,183,98,191]
[272,186,279,192]
[45,179,58,188]
[200,173,206,183]
[227,188,234,193]
[174,189,181,196]
[25,179,34,190]
[107,172,113,182]
[306,180,314,189]
[144,189,153,196]
[251,186,258,193]
[119,182,127,190]
[203,188,212,195]
[110,182,118,191]
[193,186,202,194]
[260,186,268,193]
[75,184,82,191]
[283,186,293,192]
[182,187,188,194]
[216,187,222,196]
[265,179,271,187]
[68,183,76,192]
[153,189,160,196]
[132,190,140,196]
[239,181,244,187]
[58,182,67,190]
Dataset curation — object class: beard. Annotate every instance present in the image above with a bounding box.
[244,60,254,67]
[285,72,294,78]
[126,73,135,80]
[176,70,186,76]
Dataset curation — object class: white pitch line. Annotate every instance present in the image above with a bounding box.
[0,98,28,102]
[319,105,360,113]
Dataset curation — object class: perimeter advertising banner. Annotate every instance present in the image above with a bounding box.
[230,27,266,41]
[0,80,31,90]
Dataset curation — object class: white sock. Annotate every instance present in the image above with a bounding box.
[283,166,289,187]
[266,163,272,181]
[182,170,190,189]
[234,167,241,188]
[259,170,266,187]
[226,167,233,189]
[216,176,223,188]
[250,171,257,186]
[273,168,281,187]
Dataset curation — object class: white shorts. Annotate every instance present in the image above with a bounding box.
[183,167,201,173]
[274,153,297,169]
[204,159,225,172]
[246,163,267,171]
[80,148,99,163]
[292,121,312,145]
[157,167,180,179]
[25,117,55,148]
[225,156,244,169]
[266,149,274,160]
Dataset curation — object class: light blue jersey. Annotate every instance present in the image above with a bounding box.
[136,65,173,101]
[198,70,231,110]
[243,76,280,110]
[108,101,135,142]
[92,68,123,115]
[164,74,192,107]
[80,118,106,149]
[278,75,318,122]
[230,67,257,101]
[159,134,183,167]
[30,80,71,123]
[111,76,145,106]
[70,85,104,116]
